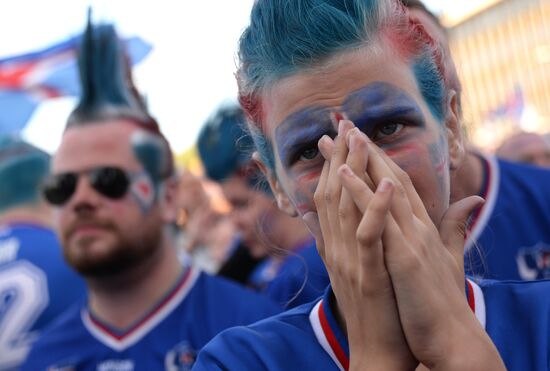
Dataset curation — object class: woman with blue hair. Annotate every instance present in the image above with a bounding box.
[193,0,549,369]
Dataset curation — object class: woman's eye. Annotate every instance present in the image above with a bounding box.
[374,123,404,139]
[299,146,320,161]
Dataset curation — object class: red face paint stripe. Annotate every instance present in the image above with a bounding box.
[319,301,349,370]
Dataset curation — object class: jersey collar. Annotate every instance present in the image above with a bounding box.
[309,281,486,370]
[464,153,500,252]
[82,265,199,351]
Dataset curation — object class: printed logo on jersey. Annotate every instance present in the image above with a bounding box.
[0,237,20,263]
[46,361,76,371]
[517,242,550,280]
[97,359,134,371]
[165,341,196,371]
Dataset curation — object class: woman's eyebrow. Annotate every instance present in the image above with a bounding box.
[274,107,334,163]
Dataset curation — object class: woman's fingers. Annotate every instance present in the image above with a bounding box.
[368,139,432,225]
[324,121,354,249]
[312,158,331,261]
[439,195,485,285]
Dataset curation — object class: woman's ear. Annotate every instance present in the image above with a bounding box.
[445,90,465,170]
[252,152,298,217]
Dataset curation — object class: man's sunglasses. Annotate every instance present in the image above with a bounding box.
[42,166,135,206]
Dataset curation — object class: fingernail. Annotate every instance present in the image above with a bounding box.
[318,135,331,159]
[338,164,354,177]
[377,178,393,192]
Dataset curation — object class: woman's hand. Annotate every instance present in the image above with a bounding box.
[304,121,417,371]
[338,124,504,371]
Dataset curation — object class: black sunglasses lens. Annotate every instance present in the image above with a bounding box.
[43,173,78,205]
[91,167,130,199]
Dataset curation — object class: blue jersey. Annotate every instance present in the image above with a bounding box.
[195,279,550,371]
[249,239,329,308]
[465,154,550,280]
[22,266,280,371]
[0,223,86,370]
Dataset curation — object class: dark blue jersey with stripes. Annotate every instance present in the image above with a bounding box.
[194,279,550,371]
[465,154,550,280]
[0,223,86,370]
[21,267,280,371]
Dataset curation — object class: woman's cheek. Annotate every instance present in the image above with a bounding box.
[292,169,322,215]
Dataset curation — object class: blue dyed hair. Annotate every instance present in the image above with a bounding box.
[67,12,173,179]
[198,104,272,194]
[237,0,449,169]
[0,135,50,212]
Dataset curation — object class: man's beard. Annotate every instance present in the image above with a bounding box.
[63,222,162,278]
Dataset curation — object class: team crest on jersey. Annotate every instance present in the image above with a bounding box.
[165,341,196,371]
[47,362,76,371]
[517,242,550,280]
[96,359,134,371]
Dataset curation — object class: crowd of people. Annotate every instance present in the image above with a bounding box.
[1,0,550,370]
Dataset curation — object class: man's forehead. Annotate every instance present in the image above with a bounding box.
[53,120,142,171]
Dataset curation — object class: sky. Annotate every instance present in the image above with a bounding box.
[1,0,447,155]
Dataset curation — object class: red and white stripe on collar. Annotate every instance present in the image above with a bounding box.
[464,154,500,252]
[82,266,199,351]
[309,299,348,371]
[309,281,486,370]
[466,278,487,329]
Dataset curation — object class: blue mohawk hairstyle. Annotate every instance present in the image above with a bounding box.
[67,11,174,179]
[67,10,154,129]
[0,135,50,212]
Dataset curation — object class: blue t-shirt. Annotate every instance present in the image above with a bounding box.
[194,279,550,371]
[0,223,86,370]
[465,154,550,280]
[21,267,280,371]
[249,239,329,308]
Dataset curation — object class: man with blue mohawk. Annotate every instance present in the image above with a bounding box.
[0,135,86,370]
[22,17,279,371]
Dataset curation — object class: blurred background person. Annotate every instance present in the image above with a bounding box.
[22,20,279,370]
[198,105,329,308]
[403,0,550,281]
[175,169,236,273]
[496,131,550,168]
[0,135,86,370]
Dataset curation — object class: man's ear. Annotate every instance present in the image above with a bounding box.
[445,90,465,171]
[252,152,298,217]
[159,176,179,223]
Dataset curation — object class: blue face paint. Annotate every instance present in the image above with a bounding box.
[275,106,336,168]
[249,126,276,171]
[129,131,168,213]
[342,81,427,145]
[131,130,166,184]
[412,52,445,123]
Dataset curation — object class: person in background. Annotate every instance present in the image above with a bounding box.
[194,0,549,369]
[496,131,550,168]
[0,135,86,370]
[198,105,329,308]
[21,19,279,371]
[175,169,236,273]
[403,0,550,281]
